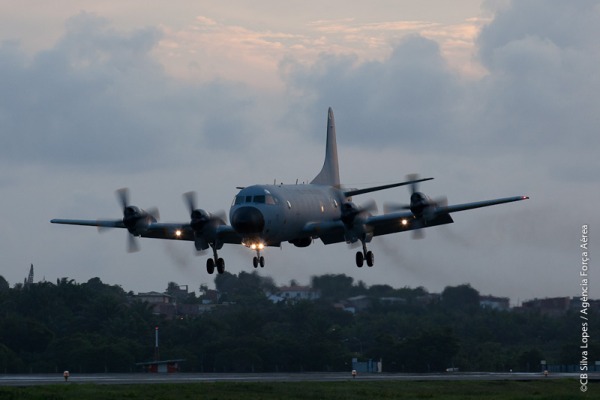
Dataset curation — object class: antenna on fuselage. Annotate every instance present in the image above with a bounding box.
[311,107,341,188]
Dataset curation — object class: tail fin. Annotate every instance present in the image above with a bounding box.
[311,107,341,187]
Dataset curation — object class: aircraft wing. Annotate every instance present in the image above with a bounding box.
[303,195,528,244]
[214,225,243,245]
[441,195,529,214]
[137,223,242,245]
[367,195,528,238]
[367,211,454,237]
[302,211,442,245]
[51,219,242,245]
[51,219,125,228]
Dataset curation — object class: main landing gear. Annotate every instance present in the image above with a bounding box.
[206,245,225,275]
[355,241,374,268]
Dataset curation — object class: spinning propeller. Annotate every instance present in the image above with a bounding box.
[384,174,447,239]
[183,191,227,252]
[98,188,160,252]
[340,199,378,228]
[339,199,378,245]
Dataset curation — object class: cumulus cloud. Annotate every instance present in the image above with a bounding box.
[280,0,600,169]
[281,35,464,153]
[0,12,263,172]
[154,12,486,89]
[473,1,600,166]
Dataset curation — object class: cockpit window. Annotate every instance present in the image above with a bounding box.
[233,193,280,206]
[234,195,245,205]
[266,195,278,205]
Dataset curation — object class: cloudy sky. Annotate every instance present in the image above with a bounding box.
[1,0,597,304]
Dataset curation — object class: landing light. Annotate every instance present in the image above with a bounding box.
[401,219,408,226]
[175,230,182,238]
[248,242,265,250]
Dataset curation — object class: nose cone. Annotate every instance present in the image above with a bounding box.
[231,206,265,234]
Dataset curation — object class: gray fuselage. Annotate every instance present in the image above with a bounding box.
[229,184,347,247]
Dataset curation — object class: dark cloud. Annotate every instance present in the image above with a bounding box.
[478,0,600,65]
[473,0,600,159]
[281,0,600,171]
[0,12,258,172]
[281,35,464,152]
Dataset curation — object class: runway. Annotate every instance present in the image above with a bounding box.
[0,371,592,386]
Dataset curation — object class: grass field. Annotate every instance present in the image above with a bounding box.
[0,379,593,400]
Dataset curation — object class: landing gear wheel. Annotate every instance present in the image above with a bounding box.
[355,251,364,268]
[259,256,265,268]
[216,258,225,274]
[206,258,215,274]
[366,251,374,267]
[253,257,259,268]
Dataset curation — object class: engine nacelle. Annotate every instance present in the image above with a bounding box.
[410,192,429,217]
[123,206,156,234]
[190,209,210,231]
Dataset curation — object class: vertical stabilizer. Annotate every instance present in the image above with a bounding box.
[311,108,341,187]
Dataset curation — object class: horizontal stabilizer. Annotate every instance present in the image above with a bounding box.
[344,177,433,197]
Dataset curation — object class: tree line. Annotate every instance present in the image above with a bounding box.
[0,272,596,373]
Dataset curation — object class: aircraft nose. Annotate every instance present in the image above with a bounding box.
[231,206,265,234]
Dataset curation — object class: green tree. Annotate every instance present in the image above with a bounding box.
[311,274,354,301]
[0,316,54,354]
[215,271,272,303]
[0,275,9,293]
[517,348,544,372]
[441,284,480,311]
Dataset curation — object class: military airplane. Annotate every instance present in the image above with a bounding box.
[51,108,528,274]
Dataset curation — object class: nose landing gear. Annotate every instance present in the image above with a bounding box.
[252,251,265,268]
[247,241,266,268]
